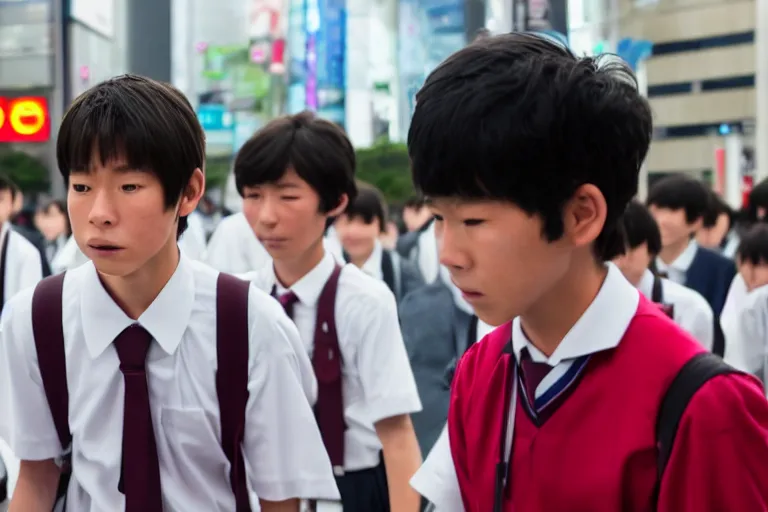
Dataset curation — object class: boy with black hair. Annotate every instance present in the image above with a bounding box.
[696,189,738,258]
[334,183,424,303]
[408,33,768,511]
[0,75,339,511]
[726,223,768,388]
[0,173,44,310]
[613,200,714,349]
[235,111,423,512]
[646,174,736,356]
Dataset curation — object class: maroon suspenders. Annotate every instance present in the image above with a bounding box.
[0,229,10,309]
[312,265,347,474]
[31,271,253,511]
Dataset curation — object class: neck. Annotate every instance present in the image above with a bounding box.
[98,237,180,320]
[658,238,690,265]
[274,238,326,288]
[349,246,374,269]
[519,259,608,357]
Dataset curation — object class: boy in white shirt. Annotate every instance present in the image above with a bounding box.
[0,75,338,511]
[613,200,714,350]
[0,174,44,308]
[235,112,423,512]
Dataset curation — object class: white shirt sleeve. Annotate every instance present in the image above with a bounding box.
[243,289,337,502]
[344,281,422,423]
[410,425,465,512]
[0,290,63,461]
[10,232,43,294]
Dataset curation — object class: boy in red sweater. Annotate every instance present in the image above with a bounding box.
[408,32,768,511]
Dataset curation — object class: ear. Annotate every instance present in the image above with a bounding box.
[178,168,206,217]
[561,184,607,250]
[327,193,349,218]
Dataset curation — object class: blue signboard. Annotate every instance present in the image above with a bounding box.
[197,104,232,132]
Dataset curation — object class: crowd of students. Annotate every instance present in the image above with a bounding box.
[0,32,767,511]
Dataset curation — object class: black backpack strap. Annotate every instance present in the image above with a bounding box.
[381,249,397,296]
[31,272,71,506]
[215,273,252,512]
[655,353,738,493]
[651,274,663,304]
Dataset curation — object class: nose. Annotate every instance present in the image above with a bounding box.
[258,194,279,227]
[437,222,470,271]
[88,189,117,227]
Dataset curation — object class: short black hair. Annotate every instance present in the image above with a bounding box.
[621,200,662,256]
[737,223,768,265]
[343,183,387,232]
[747,177,768,224]
[646,174,709,224]
[0,173,17,201]
[702,189,734,229]
[408,33,652,261]
[56,74,205,236]
[234,111,357,212]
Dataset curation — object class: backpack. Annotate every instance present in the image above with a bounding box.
[31,272,252,511]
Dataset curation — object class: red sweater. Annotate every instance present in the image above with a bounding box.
[448,297,768,511]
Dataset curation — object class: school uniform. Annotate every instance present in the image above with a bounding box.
[343,240,425,303]
[725,283,768,388]
[722,274,749,365]
[0,221,44,500]
[400,266,494,456]
[0,255,339,511]
[244,251,422,510]
[411,263,768,511]
[0,222,44,308]
[636,268,714,351]
[656,240,735,356]
[205,212,272,274]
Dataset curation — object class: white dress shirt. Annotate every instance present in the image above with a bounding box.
[205,212,272,274]
[636,269,714,351]
[244,251,423,471]
[1,222,43,306]
[0,256,339,511]
[410,263,640,510]
[726,283,768,392]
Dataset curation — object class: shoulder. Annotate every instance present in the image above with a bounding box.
[238,265,273,292]
[616,299,705,374]
[698,246,736,273]
[453,322,511,390]
[684,371,768,435]
[8,228,42,259]
[337,263,398,315]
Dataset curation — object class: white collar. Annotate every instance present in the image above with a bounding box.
[80,254,195,358]
[360,240,383,278]
[511,263,640,365]
[272,250,336,308]
[657,239,698,274]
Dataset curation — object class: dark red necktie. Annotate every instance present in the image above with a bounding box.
[278,290,299,318]
[518,347,552,412]
[114,324,163,511]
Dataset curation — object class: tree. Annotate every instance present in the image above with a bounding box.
[205,156,231,191]
[355,142,414,205]
[0,149,49,193]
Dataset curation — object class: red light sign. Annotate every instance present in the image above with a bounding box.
[0,97,51,143]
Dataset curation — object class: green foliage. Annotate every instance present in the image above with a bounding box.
[205,156,231,191]
[0,149,49,193]
[355,142,414,205]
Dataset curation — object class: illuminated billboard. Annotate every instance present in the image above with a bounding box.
[0,97,51,143]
